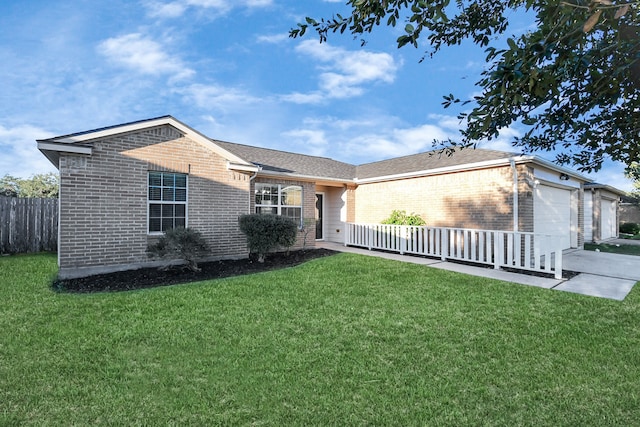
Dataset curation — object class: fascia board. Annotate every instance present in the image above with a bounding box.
[227,161,260,173]
[256,169,354,184]
[37,141,93,169]
[46,116,254,168]
[37,141,92,155]
[528,156,590,182]
[585,183,627,196]
[355,157,520,184]
[354,155,588,184]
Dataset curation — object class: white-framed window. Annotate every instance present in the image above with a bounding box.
[148,171,187,233]
[255,183,302,225]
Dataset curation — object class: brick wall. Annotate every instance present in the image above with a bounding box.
[354,165,533,231]
[621,203,640,224]
[58,125,251,278]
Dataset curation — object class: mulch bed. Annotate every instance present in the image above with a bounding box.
[53,249,338,293]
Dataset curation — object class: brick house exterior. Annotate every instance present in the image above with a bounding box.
[39,116,595,279]
[584,183,625,242]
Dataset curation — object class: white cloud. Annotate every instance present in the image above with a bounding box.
[344,124,452,160]
[0,124,57,178]
[97,33,194,81]
[281,129,328,156]
[177,83,262,110]
[283,40,399,103]
[145,0,272,18]
[256,33,288,44]
[591,160,632,192]
[145,1,187,18]
[280,92,325,105]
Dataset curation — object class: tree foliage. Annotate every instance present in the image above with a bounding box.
[381,209,426,225]
[0,173,59,198]
[625,162,640,199]
[290,0,640,172]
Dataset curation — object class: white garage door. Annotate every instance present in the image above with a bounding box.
[601,199,616,240]
[534,185,573,249]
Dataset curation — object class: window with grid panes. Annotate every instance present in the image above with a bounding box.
[255,183,302,225]
[148,172,187,233]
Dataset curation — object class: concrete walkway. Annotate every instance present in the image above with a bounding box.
[318,242,639,301]
[558,249,640,300]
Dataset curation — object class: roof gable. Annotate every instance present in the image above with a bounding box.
[37,116,255,170]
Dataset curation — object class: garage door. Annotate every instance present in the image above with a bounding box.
[601,199,616,240]
[534,185,573,249]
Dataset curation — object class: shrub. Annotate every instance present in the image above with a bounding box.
[620,222,640,235]
[239,214,298,262]
[147,227,210,272]
[381,210,426,226]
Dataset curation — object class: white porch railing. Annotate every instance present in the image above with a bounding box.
[345,223,563,279]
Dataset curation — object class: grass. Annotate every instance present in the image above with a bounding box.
[585,242,640,256]
[1,253,640,425]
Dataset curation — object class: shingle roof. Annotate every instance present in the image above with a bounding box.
[215,140,357,180]
[355,148,520,180]
[217,141,523,181]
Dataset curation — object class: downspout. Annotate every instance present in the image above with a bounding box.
[248,166,261,213]
[509,158,518,232]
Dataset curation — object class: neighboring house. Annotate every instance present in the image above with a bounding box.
[620,194,640,226]
[39,116,597,279]
[583,183,625,242]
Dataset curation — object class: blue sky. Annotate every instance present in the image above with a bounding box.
[0,0,632,191]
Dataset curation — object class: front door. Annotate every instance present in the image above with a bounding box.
[315,193,324,240]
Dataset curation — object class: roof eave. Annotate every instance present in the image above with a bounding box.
[355,155,590,184]
[37,141,93,169]
[355,157,524,184]
[256,169,353,184]
[584,182,627,196]
[526,156,590,182]
[227,161,260,173]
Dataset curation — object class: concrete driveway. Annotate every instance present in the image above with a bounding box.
[556,249,640,300]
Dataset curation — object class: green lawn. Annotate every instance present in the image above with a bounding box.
[585,242,640,256]
[2,253,640,425]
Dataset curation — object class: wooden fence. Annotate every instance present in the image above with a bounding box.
[345,223,564,279]
[0,197,58,254]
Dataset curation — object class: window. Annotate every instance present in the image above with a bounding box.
[148,172,187,233]
[255,183,302,225]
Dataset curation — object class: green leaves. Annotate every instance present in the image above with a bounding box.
[291,0,640,171]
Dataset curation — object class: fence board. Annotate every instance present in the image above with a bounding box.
[345,223,563,279]
[0,197,58,254]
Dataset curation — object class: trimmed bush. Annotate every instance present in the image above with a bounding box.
[239,214,298,262]
[381,210,426,226]
[147,227,210,271]
[620,222,640,235]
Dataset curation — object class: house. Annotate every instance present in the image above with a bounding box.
[38,116,596,279]
[620,194,640,227]
[584,183,625,242]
